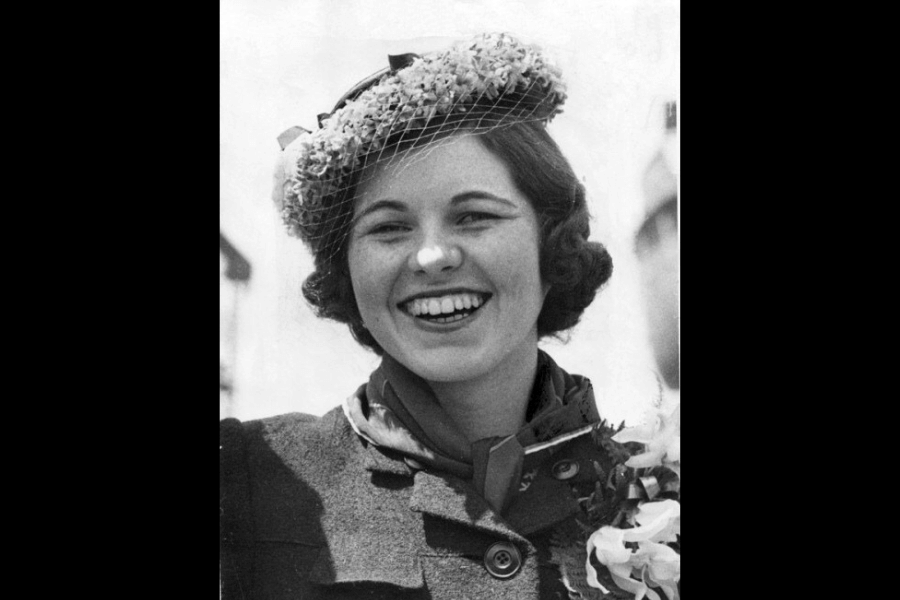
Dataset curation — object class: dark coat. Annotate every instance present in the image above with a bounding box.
[220,406,614,599]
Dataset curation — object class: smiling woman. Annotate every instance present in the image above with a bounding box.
[350,136,549,440]
[220,32,663,600]
[351,137,545,381]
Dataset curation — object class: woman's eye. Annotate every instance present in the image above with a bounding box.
[458,212,498,225]
[368,223,410,236]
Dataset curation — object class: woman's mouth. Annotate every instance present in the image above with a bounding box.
[401,292,491,324]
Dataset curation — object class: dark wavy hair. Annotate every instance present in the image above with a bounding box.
[301,120,613,354]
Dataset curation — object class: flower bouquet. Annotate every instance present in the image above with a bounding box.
[551,403,681,600]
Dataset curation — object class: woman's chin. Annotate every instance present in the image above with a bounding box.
[397,348,490,384]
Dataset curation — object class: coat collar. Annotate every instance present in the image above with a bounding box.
[346,350,604,537]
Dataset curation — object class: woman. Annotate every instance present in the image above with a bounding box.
[221,33,617,599]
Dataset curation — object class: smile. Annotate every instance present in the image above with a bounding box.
[401,292,491,323]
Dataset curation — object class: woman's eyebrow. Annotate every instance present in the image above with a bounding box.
[451,191,517,208]
[354,192,516,224]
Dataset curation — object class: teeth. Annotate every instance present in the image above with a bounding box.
[404,293,487,317]
[432,313,466,323]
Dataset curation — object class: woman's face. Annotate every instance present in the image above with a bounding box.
[348,135,547,383]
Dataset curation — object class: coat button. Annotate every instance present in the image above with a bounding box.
[551,459,579,480]
[483,541,522,579]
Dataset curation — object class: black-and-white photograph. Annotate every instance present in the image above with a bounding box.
[221,1,679,597]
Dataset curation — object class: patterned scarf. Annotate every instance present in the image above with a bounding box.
[343,350,599,514]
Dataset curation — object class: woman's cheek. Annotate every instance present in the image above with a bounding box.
[348,244,375,305]
[484,228,541,275]
[352,242,400,303]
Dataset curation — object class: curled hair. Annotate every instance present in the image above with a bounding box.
[478,122,613,337]
[301,121,613,354]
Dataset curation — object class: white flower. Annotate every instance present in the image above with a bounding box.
[613,404,680,474]
[585,526,628,595]
[586,500,680,600]
[627,499,680,545]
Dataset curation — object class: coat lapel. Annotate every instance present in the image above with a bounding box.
[360,439,416,476]
[503,444,582,535]
[407,430,599,541]
[408,469,529,544]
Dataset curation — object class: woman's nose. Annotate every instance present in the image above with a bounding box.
[408,239,462,274]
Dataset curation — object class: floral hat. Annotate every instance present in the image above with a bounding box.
[274,32,568,261]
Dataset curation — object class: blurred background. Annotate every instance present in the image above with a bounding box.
[220,0,679,426]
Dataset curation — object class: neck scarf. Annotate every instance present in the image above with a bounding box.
[343,350,599,514]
